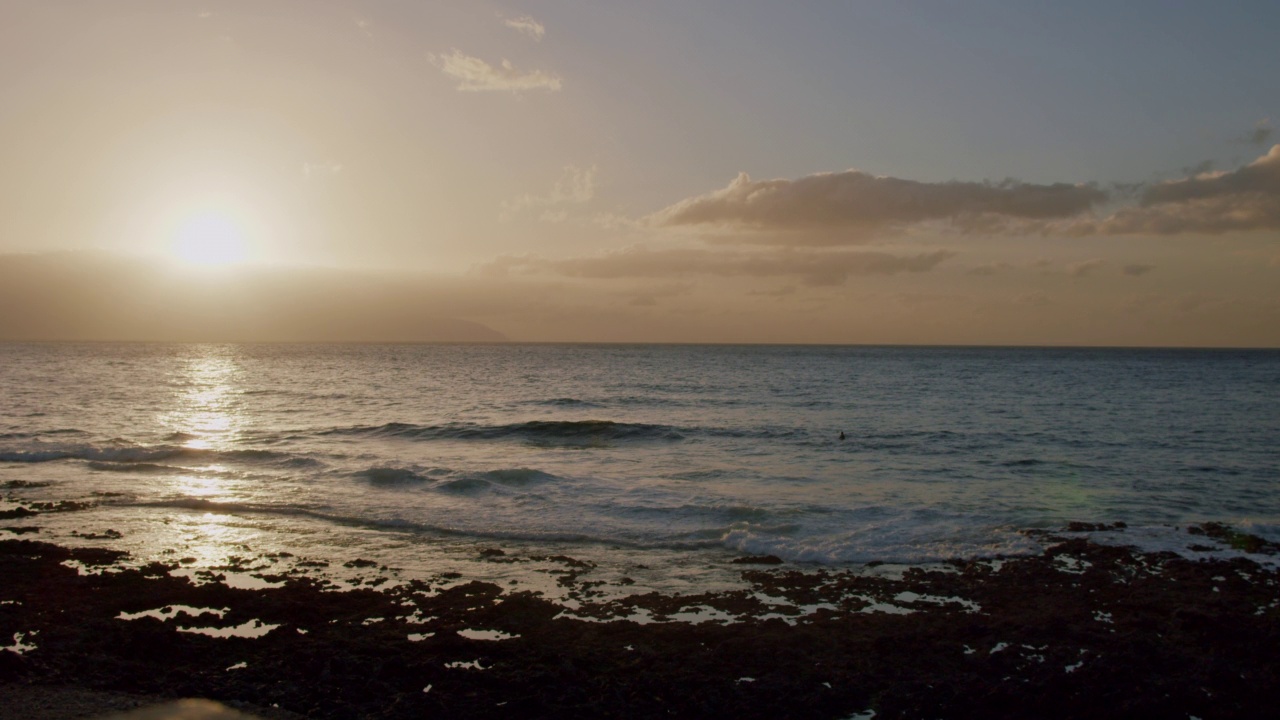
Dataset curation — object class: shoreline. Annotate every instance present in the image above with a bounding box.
[3,523,1279,719]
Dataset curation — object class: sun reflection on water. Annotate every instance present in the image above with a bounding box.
[181,512,257,568]
[157,348,251,556]
[163,348,245,453]
[173,473,227,498]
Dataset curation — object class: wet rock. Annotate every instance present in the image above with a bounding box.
[29,500,96,513]
[1193,522,1279,554]
[732,555,784,565]
[1064,521,1126,532]
[2,532,1279,719]
[1,480,52,489]
[73,529,125,540]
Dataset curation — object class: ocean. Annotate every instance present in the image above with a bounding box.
[3,343,1278,592]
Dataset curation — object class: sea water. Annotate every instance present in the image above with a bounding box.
[2,343,1278,588]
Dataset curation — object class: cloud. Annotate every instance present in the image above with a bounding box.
[506,165,595,209]
[626,282,694,307]
[1122,263,1155,277]
[1141,145,1280,204]
[432,50,561,93]
[1066,259,1104,278]
[967,262,1014,276]
[747,285,798,298]
[503,14,546,41]
[1245,119,1273,146]
[1181,160,1214,177]
[503,165,597,219]
[483,246,954,286]
[1072,145,1280,235]
[653,170,1107,242]
[653,145,1280,241]
[589,212,639,230]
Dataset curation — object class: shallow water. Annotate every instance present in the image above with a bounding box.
[3,343,1278,580]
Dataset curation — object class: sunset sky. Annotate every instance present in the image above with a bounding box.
[2,1,1278,345]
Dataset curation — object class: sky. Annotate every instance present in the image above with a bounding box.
[1,0,1278,345]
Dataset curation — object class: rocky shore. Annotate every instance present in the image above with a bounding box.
[2,522,1279,719]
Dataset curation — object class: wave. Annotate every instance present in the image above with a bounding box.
[435,468,563,494]
[137,497,330,520]
[719,524,1043,564]
[322,419,859,446]
[0,428,88,440]
[354,465,563,492]
[528,398,601,408]
[1000,458,1044,467]
[87,461,188,474]
[436,477,493,494]
[355,466,436,485]
[114,496,1049,564]
[0,443,297,466]
[129,497,656,547]
[482,468,559,486]
[325,420,685,444]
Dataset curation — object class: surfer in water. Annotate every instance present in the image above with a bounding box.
[838,431,845,440]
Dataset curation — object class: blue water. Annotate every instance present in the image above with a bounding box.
[2,343,1278,569]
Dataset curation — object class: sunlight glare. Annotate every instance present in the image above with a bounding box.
[172,212,249,266]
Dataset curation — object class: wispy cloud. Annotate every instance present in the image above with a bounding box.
[1122,263,1155,277]
[967,262,1014,276]
[1244,118,1273,146]
[503,14,546,41]
[1066,259,1104,278]
[504,165,596,215]
[432,50,561,93]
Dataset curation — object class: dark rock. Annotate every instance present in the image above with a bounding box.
[1,480,52,489]
[1065,521,1127,533]
[732,555,784,565]
[3,529,1279,720]
[72,529,125,540]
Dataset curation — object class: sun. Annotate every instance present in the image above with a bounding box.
[171,211,249,266]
